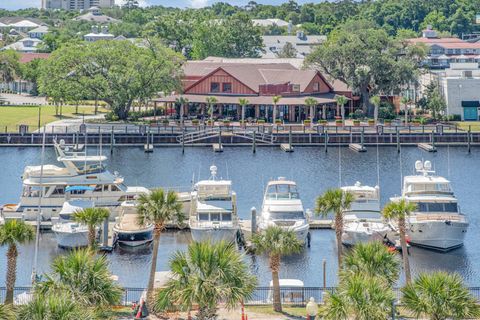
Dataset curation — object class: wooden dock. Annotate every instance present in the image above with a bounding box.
[280,143,294,152]
[212,143,223,152]
[349,143,366,152]
[239,219,333,233]
[418,143,437,152]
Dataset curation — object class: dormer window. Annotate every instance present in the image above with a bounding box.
[313,82,319,92]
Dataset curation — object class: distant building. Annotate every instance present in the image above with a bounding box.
[262,31,326,58]
[83,25,114,42]
[1,38,43,53]
[75,6,119,23]
[407,26,480,69]
[429,63,480,120]
[252,19,289,28]
[42,0,114,10]
[0,17,44,33]
[0,53,50,94]
[27,26,49,39]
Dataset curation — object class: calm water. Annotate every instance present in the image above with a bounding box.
[0,145,479,287]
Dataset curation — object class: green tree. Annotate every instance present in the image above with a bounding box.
[155,241,257,320]
[304,97,318,124]
[420,10,449,32]
[382,199,417,283]
[21,58,44,95]
[251,226,303,313]
[175,96,189,127]
[0,304,14,320]
[424,83,446,120]
[320,273,395,320]
[0,220,35,304]
[343,241,400,287]
[0,50,20,86]
[39,39,183,120]
[136,189,184,303]
[369,95,381,122]
[206,96,218,121]
[401,96,410,124]
[238,97,249,123]
[17,293,94,320]
[272,95,281,124]
[35,249,122,306]
[276,42,298,58]
[335,95,348,121]
[402,272,480,320]
[315,188,354,268]
[72,207,110,250]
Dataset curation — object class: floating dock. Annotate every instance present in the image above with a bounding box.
[418,143,437,152]
[212,143,223,152]
[280,143,294,152]
[349,143,366,152]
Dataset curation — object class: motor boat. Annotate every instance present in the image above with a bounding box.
[189,165,239,243]
[52,200,96,249]
[113,200,154,247]
[1,139,149,221]
[341,182,392,246]
[390,160,468,251]
[258,177,310,244]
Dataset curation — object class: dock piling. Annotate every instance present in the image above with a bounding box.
[182,129,185,154]
[251,207,257,235]
[252,131,256,153]
[288,126,292,149]
[396,128,400,153]
[468,125,471,153]
[110,127,114,154]
[324,130,328,153]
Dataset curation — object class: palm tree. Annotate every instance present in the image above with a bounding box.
[72,207,110,250]
[320,273,394,320]
[369,95,381,123]
[0,304,14,320]
[137,188,184,303]
[238,97,249,124]
[304,97,318,126]
[35,249,122,306]
[402,272,480,320]
[155,241,257,320]
[401,96,410,124]
[342,241,399,287]
[335,95,348,121]
[205,96,218,122]
[272,95,281,124]
[175,96,189,127]
[315,188,354,268]
[251,226,303,313]
[18,292,94,320]
[0,219,35,304]
[382,199,416,283]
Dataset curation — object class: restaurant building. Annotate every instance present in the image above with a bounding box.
[155,60,356,123]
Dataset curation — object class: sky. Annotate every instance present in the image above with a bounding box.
[1,0,319,10]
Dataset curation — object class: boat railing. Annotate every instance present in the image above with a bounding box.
[413,214,466,222]
[190,220,237,228]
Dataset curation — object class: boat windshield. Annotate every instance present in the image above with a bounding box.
[75,163,105,174]
[406,182,451,193]
[266,184,299,200]
[270,211,305,220]
[416,202,458,213]
[198,212,232,221]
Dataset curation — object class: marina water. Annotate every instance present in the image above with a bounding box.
[0,146,479,287]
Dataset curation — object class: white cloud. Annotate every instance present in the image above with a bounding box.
[190,0,208,8]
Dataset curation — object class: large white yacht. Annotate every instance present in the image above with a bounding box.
[1,140,149,221]
[258,178,310,243]
[390,160,468,251]
[189,165,239,243]
[52,200,95,249]
[341,182,392,246]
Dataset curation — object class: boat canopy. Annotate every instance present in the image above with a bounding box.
[58,155,108,162]
[65,186,95,192]
[269,279,304,288]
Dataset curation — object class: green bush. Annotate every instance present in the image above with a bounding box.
[318,119,327,124]
[378,101,396,120]
[105,112,119,121]
[352,109,365,119]
[257,119,265,124]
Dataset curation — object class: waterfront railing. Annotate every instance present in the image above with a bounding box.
[2,286,480,306]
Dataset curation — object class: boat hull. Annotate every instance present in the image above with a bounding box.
[258,223,310,244]
[190,227,238,243]
[114,226,154,247]
[342,229,390,246]
[408,219,468,251]
[53,229,89,249]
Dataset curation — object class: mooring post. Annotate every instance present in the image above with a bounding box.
[323,259,327,289]
[288,126,292,148]
[251,207,257,234]
[110,126,114,154]
[324,129,328,152]
[103,218,109,247]
[468,125,471,153]
[218,126,222,146]
[431,130,435,149]
[396,127,400,153]
[182,128,185,154]
[252,131,256,154]
[361,127,365,149]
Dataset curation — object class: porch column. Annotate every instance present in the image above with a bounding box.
[218,104,223,117]
[237,105,241,120]
[289,105,295,122]
[322,104,327,120]
[310,105,314,121]
[255,105,260,118]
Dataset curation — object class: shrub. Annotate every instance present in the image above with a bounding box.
[352,109,365,119]
[105,112,119,122]
[257,119,265,124]
[318,119,327,125]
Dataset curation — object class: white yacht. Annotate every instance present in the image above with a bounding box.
[52,200,95,249]
[391,160,468,251]
[341,182,392,246]
[1,140,149,221]
[189,165,239,243]
[113,201,154,247]
[258,178,310,244]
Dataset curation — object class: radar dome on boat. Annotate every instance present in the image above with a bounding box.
[210,165,217,176]
[354,181,361,187]
[278,177,286,181]
[415,160,423,171]
[59,139,65,146]
[424,160,432,170]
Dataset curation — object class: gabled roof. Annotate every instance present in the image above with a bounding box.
[19,52,50,63]
[0,17,44,26]
[10,20,40,28]
[28,26,49,33]
[407,37,465,44]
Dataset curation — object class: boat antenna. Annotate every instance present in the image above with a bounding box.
[399,145,403,193]
[376,134,380,187]
[99,132,103,169]
[338,135,342,187]
[32,131,46,284]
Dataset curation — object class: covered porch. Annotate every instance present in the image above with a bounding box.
[153,94,340,123]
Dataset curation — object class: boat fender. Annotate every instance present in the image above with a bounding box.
[445,220,451,225]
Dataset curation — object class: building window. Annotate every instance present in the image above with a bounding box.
[313,82,320,92]
[222,83,232,93]
[210,82,220,93]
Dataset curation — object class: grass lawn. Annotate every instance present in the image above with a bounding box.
[454,121,480,132]
[246,305,306,318]
[0,105,108,131]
